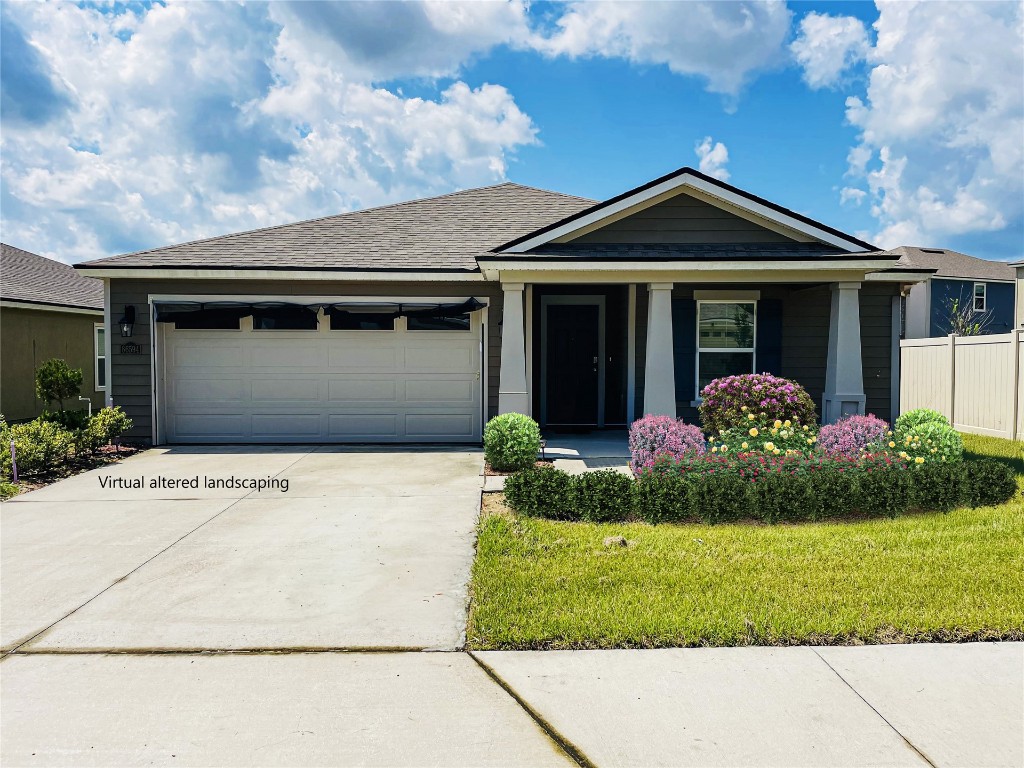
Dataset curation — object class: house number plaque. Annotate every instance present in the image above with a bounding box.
[120,343,143,355]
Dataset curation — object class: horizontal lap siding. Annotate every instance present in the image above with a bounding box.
[860,284,896,420]
[108,279,502,443]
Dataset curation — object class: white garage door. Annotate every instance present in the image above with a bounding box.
[159,310,483,443]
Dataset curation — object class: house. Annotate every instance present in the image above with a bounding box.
[893,246,1016,338]
[1,243,106,421]
[74,166,925,445]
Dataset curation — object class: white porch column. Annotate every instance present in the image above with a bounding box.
[643,283,676,416]
[498,282,530,415]
[823,281,866,423]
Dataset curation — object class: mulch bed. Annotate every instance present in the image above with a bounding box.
[484,459,554,476]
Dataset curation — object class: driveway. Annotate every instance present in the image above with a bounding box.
[2,445,484,652]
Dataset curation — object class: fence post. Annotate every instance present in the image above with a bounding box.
[1013,329,1021,442]
[948,334,956,427]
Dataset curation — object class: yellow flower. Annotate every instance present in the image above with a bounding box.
[741,406,749,412]
[773,420,782,429]
[931,448,937,453]
[803,425,809,431]
[764,442,775,451]
[771,428,779,436]
[810,436,817,443]
[899,451,908,459]
[783,420,791,428]
[887,430,893,436]
[721,445,729,454]
[888,441,896,448]
[807,438,814,445]
[749,428,759,437]
[915,457,925,464]
[741,442,749,449]
[748,413,755,421]
[941,455,947,461]
[711,446,718,453]
[773,449,781,455]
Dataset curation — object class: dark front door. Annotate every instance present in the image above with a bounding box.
[545,304,600,425]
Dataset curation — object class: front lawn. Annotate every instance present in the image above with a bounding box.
[467,434,1024,650]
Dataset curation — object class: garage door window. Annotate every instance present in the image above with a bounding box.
[407,313,471,331]
[252,305,318,330]
[173,310,243,330]
[329,311,395,331]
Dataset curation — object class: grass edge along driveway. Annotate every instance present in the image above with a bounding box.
[467,433,1024,650]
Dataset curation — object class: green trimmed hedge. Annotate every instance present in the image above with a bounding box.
[503,458,1018,524]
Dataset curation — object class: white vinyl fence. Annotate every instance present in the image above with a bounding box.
[900,330,1023,440]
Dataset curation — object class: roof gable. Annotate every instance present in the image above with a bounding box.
[0,243,103,310]
[497,166,877,254]
[890,246,1015,282]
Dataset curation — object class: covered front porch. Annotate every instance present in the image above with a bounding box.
[493,273,903,428]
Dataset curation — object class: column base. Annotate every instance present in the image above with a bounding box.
[498,392,530,416]
[822,393,866,424]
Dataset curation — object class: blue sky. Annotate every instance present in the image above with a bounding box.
[1,1,1021,263]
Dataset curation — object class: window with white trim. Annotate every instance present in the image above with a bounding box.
[973,282,986,312]
[94,324,106,391]
[696,300,756,392]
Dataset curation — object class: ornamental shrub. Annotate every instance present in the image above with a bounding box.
[34,358,83,412]
[698,373,817,434]
[690,471,751,523]
[484,413,541,472]
[709,415,818,457]
[0,418,75,479]
[752,471,818,523]
[40,408,91,431]
[504,465,575,519]
[628,415,705,476]
[896,421,964,464]
[817,414,891,458]
[91,406,133,444]
[573,470,635,523]
[895,408,949,434]
[634,472,693,523]
[856,465,912,518]
[907,461,967,512]
[963,459,1018,508]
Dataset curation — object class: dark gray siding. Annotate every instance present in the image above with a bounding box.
[633,285,648,418]
[108,278,502,443]
[860,283,897,420]
[572,193,799,245]
[929,277,1015,336]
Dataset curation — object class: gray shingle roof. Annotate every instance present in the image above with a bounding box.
[1,243,103,310]
[480,243,854,261]
[888,246,1015,282]
[79,183,596,272]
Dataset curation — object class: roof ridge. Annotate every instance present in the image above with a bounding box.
[89,182,587,263]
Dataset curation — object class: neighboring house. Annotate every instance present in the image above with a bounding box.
[893,246,1016,338]
[1014,261,1024,330]
[1,243,106,421]
[75,166,926,445]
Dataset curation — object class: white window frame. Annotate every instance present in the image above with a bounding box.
[94,323,107,391]
[695,299,758,397]
[973,282,986,312]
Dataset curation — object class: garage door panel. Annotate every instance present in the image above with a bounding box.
[328,379,399,403]
[163,312,481,443]
[250,378,322,402]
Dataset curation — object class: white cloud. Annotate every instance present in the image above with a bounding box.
[839,187,867,206]
[842,1,1024,249]
[695,137,730,181]
[536,1,792,96]
[790,12,869,89]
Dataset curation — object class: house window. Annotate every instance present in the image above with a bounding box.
[94,324,106,391]
[696,301,756,392]
[973,282,986,312]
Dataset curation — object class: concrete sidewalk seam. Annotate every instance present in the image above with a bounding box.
[469,651,597,768]
[812,648,939,768]
[6,447,317,654]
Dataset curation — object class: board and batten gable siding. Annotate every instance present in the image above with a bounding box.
[107,279,502,442]
[571,192,800,245]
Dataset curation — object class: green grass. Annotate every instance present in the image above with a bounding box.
[468,434,1024,650]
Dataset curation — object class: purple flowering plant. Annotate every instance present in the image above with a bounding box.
[629,414,706,477]
[698,373,817,434]
[817,414,892,458]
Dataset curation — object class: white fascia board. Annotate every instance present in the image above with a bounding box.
[482,258,897,274]
[0,299,103,315]
[74,268,485,282]
[865,271,932,283]
[502,172,869,253]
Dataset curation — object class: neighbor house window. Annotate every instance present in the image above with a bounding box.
[94,324,106,391]
[696,301,756,392]
[973,282,986,312]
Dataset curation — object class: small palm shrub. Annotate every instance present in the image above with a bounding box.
[484,413,541,472]
[896,421,964,464]
[895,408,949,434]
[817,414,891,457]
[628,415,705,476]
[698,373,817,434]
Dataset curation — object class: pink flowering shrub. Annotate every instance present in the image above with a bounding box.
[698,374,817,434]
[629,415,706,477]
[817,414,891,458]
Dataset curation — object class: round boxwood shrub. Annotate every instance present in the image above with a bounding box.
[817,414,890,457]
[698,374,817,435]
[895,408,949,434]
[897,421,964,464]
[963,459,1019,508]
[629,415,705,476]
[484,413,541,472]
[908,461,968,512]
[573,470,635,522]
[504,465,575,519]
